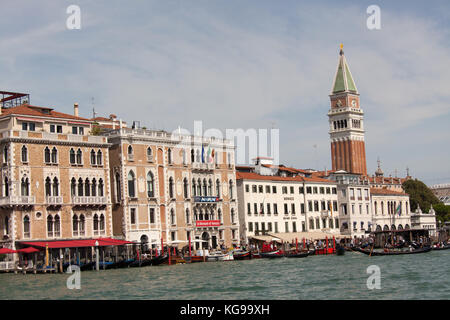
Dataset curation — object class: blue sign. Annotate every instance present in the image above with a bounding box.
[194,196,219,203]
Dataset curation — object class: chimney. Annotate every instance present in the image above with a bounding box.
[74,103,79,117]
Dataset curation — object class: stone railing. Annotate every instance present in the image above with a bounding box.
[0,196,35,206]
[72,196,107,205]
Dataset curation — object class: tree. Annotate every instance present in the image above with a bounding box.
[433,203,450,224]
[90,122,102,136]
[402,179,440,213]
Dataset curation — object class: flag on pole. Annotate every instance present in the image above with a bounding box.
[207,146,211,163]
[201,146,205,163]
[396,203,401,216]
[211,149,215,162]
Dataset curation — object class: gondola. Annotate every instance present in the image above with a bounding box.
[251,252,261,259]
[431,245,450,251]
[308,249,316,256]
[260,250,284,259]
[233,250,252,260]
[284,251,309,258]
[356,246,432,256]
[336,245,345,256]
[151,253,168,266]
[115,258,135,268]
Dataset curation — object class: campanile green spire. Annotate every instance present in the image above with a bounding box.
[331,44,358,94]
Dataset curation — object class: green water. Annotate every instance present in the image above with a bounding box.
[1,250,449,300]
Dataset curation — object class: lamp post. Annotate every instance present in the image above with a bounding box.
[95,240,99,271]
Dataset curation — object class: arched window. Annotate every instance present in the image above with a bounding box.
[186,208,190,224]
[202,179,207,196]
[21,146,28,163]
[100,214,105,233]
[84,178,90,196]
[90,149,96,165]
[54,214,60,237]
[69,148,76,164]
[4,177,8,197]
[98,179,104,197]
[199,210,204,221]
[183,178,189,198]
[170,209,175,225]
[128,171,135,197]
[229,180,234,199]
[44,147,51,163]
[91,178,97,196]
[216,179,220,197]
[167,148,172,164]
[3,145,8,163]
[231,209,235,224]
[191,149,195,163]
[374,201,378,215]
[218,209,222,223]
[208,179,212,196]
[79,214,85,235]
[182,149,186,165]
[115,173,121,202]
[23,215,30,238]
[51,147,57,163]
[169,177,174,199]
[194,209,198,221]
[71,178,76,196]
[192,179,196,196]
[21,177,29,196]
[147,172,154,197]
[78,178,84,196]
[52,177,59,196]
[127,145,133,160]
[93,214,99,233]
[96,150,102,165]
[72,214,79,236]
[76,149,82,164]
[47,215,54,237]
[197,179,201,195]
[381,201,384,215]
[45,177,52,196]
[147,147,153,161]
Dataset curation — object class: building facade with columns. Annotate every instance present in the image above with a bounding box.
[104,126,239,250]
[0,91,112,250]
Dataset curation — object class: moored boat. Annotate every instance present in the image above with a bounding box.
[233,250,252,260]
[260,250,284,259]
[356,246,432,256]
[431,245,450,251]
[284,251,309,258]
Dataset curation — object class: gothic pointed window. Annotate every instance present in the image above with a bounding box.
[100,214,105,233]
[84,178,90,196]
[23,215,30,238]
[128,171,136,198]
[45,177,52,196]
[70,148,76,164]
[71,178,76,196]
[79,214,85,235]
[169,177,174,199]
[91,178,97,196]
[191,149,195,163]
[115,173,121,202]
[147,147,153,161]
[98,179,104,197]
[47,215,54,237]
[167,148,172,164]
[185,208,190,224]
[21,146,28,163]
[76,149,82,164]
[183,178,189,198]
[147,172,154,198]
[202,179,207,196]
[208,179,212,196]
[51,147,58,163]
[78,178,84,196]
[192,179,196,196]
[4,177,8,197]
[96,150,102,165]
[93,214,99,233]
[52,177,59,196]
[216,179,220,197]
[170,208,175,225]
[72,214,79,236]
[44,147,51,163]
[90,149,96,165]
[229,180,234,199]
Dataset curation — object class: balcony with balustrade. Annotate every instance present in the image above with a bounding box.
[0,196,35,208]
[72,196,107,207]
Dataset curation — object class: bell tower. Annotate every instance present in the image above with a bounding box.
[328,44,367,175]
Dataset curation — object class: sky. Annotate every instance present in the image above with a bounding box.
[1,0,449,186]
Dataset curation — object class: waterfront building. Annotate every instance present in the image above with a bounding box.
[236,158,340,243]
[430,183,450,205]
[0,91,112,250]
[410,206,437,236]
[103,125,239,250]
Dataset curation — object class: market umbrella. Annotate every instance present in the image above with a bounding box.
[16,247,40,253]
[0,248,17,254]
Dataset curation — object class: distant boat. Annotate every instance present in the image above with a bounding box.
[431,245,450,251]
[356,246,432,256]
[260,250,284,259]
[207,251,234,262]
[233,250,252,260]
[336,245,345,256]
[284,251,309,258]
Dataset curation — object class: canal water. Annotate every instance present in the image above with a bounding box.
[1,250,449,300]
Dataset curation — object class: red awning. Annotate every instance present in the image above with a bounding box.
[0,248,17,254]
[16,247,40,253]
[20,238,135,249]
